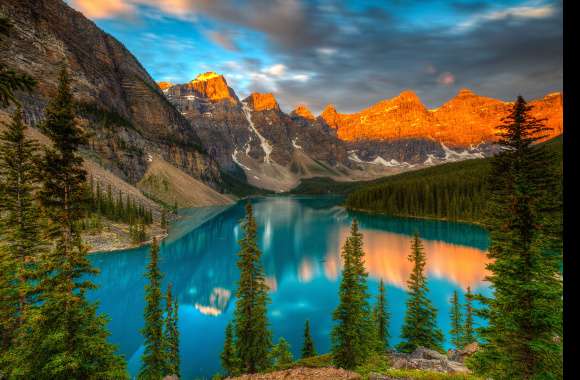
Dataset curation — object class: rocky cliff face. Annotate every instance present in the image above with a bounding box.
[0,0,223,189]
[321,89,563,147]
[162,71,562,191]
[163,76,359,191]
[185,72,239,103]
[244,92,280,112]
[291,105,316,120]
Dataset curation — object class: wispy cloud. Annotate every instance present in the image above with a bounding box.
[456,1,556,31]
[204,30,239,51]
[70,0,134,19]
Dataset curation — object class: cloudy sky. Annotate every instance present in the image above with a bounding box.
[67,0,562,113]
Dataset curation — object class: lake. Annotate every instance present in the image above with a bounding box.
[88,196,491,379]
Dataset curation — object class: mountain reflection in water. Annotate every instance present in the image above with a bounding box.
[88,196,490,378]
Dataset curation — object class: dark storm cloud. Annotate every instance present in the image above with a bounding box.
[110,0,562,113]
[183,0,338,50]
[252,0,563,113]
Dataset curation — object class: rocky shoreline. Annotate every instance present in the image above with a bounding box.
[83,221,167,254]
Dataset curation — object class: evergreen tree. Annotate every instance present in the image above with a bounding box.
[449,290,463,350]
[470,96,562,379]
[8,66,127,379]
[301,320,317,359]
[373,279,390,351]
[397,233,443,353]
[221,322,240,377]
[139,238,165,379]
[331,219,375,369]
[462,287,476,346]
[233,202,272,373]
[163,283,180,378]
[270,337,293,369]
[0,108,43,357]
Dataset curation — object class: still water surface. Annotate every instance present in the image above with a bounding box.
[88,196,491,379]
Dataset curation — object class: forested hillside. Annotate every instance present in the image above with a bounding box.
[345,135,562,222]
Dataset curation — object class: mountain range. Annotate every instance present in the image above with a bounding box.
[0,0,563,199]
[160,72,562,191]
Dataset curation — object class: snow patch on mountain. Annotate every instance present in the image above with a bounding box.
[441,143,485,161]
[348,151,411,167]
[232,149,252,171]
[242,102,273,164]
[292,138,302,149]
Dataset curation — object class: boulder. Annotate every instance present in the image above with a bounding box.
[447,342,479,363]
[409,347,447,360]
[390,346,470,374]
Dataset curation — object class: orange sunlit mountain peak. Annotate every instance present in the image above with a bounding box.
[192,71,222,82]
[291,104,316,120]
[244,92,280,112]
[158,81,174,91]
[319,89,562,146]
[182,71,238,103]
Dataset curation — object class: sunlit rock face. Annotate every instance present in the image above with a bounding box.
[528,92,563,137]
[158,81,174,91]
[320,89,563,147]
[320,104,340,129]
[291,104,316,120]
[184,72,239,103]
[324,227,491,290]
[244,92,281,112]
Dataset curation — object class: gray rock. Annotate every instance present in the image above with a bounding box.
[390,346,470,374]
[409,347,448,361]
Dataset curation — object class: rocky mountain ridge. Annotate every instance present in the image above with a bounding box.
[0,0,563,195]
[162,71,562,191]
[321,88,563,147]
[0,0,228,193]
[163,73,380,191]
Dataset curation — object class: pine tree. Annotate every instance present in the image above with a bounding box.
[397,233,443,353]
[0,108,43,356]
[462,287,476,346]
[301,320,317,359]
[271,337,293,369]
[221,322,240,377]
[373,279,390,351]
[331,219,375,369]
[233,202,272,373]
[449,290,463,350]
[8,66,127,379]
[470,96,562,379]
[139,237,165,379]
[163,283,180,378]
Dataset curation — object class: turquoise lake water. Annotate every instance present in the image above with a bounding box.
[88,196,491,379]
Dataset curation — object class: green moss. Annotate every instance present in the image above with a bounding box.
[293,353,334,368]
[355,352,391,379]
[380,369,482,380]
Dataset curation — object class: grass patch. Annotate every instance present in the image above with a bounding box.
[293,353,334,368]
[379,369,482,380]
[355,352,391,379]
